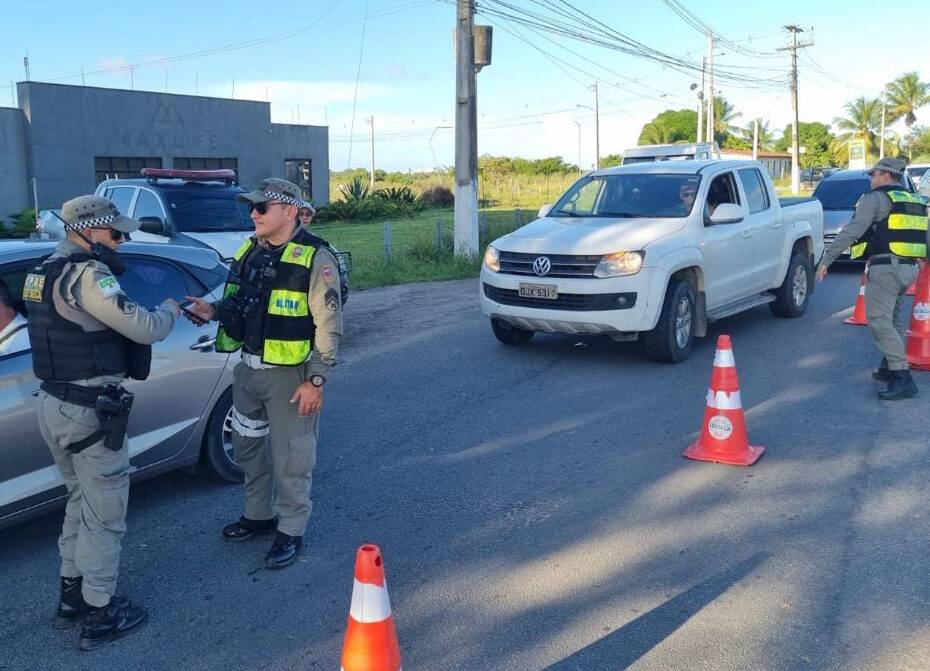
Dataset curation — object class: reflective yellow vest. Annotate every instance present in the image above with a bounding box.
[850,187,928,260]
[215,231,318,365]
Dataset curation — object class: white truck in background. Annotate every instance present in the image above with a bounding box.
[479,159,824,362]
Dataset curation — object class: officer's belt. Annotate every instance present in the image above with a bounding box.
[241,351,280,370]
[869,256,918,266]
[41,381,107,408]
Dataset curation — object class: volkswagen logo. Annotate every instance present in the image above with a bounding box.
[532,256,552,277]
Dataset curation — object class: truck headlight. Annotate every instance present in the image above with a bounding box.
[593,251,643,278]
[483,245,500,272]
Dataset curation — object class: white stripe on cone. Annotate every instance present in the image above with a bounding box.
[713,348,736,368]
[349,578,393,624]
[706,389,742,410]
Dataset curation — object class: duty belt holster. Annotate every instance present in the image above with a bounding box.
[41,381,134,453]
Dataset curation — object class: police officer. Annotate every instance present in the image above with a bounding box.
[184,178,342,570]
[816,157,929,400]
[23,196,180,650]
[297,201,316,229]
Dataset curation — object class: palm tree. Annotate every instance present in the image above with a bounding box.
[739,118,775,149]
[713,96,743,136]
[884,72,930,127]
[833,96,883,158]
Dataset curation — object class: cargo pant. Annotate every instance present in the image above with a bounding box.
[231,362,319,538]
[866,258,920,371]
[36,392,131,608]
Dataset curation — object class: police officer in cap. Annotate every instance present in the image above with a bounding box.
[23,195,180,650]
[816,157,930,400]
[184,178,343,570]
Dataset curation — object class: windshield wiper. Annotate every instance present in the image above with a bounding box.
[598,211,640,217]
[554,209,581,217]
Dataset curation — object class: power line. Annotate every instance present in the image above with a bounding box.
[347,0,371,168]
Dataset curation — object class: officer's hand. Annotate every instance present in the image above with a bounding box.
[161,298,181,316]
[183,295,215,324]
[815,264,829,282]
[290,382,322,417]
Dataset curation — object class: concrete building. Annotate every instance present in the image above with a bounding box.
[0,81,328,219]
[719,148,792,181]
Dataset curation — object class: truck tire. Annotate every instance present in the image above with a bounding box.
[201,387,243,484]
[491,318,535,345]
[643,279,695,363]
[770,251,812,318]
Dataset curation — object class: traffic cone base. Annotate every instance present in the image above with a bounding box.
[845,273,868,325]
[684,335,765,467]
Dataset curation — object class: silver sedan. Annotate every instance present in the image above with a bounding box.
[0,240,240,530]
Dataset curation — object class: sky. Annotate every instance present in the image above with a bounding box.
[0,0,925,172]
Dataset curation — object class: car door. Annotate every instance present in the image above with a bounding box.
[736,167,783,291]
[699,171,754,308]
[116,253,228,467]
[0,261,61,520]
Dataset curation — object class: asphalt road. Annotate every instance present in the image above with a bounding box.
[2,265,929,671]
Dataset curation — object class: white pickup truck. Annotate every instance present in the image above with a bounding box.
[479,159,824,362]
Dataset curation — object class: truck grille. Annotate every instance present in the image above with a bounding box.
[483,284,636,311]
[498,251,601,278]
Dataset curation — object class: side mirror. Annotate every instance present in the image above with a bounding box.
[709,203,744,225]
[537,203,552,218]
[138,216,166,235]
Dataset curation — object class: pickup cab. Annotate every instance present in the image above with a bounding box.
[479,159,824,362]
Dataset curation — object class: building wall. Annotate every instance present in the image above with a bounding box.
[0,107,30,216]
[15,82,328,211]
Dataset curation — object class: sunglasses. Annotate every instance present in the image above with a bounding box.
[91,227,127,242]
[249,201,287,215]
[680,190,696,198]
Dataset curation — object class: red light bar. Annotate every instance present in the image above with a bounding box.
[141,168,236,181]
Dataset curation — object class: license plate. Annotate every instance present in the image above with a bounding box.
[518,282,558,299]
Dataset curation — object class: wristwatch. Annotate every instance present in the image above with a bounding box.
[308,374,326,388]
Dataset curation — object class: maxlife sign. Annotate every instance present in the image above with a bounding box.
[848,139,867,170]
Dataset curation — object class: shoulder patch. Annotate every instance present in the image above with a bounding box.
[321,265,336,285]
[323,288,340,311]
[22,273,45,302]
[96,275,122,297]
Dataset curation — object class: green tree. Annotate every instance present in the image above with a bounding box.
[636,109,697,145]
[832,97,883,162]
[738,118,775,150]
[884,72,930,128]
[904,125,930,161]
[712,96,743,137]
[774,122,836,168]
[600,153,623,168]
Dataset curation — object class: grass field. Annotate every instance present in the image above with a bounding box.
[314,207,535,289]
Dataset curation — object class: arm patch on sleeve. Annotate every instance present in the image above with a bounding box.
[96,275,122,297]
[324,289,340,311]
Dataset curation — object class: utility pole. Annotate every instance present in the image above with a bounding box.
[592,82,600,169]
[706,32,714,144]
[23,53,30,81]
[879,102,886,159]
[697,57,705,144]
[573,120,582,169]
[367,116,376,189]
[454,0,479,259]
[779,25,813,195]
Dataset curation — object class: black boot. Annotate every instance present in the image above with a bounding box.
[77,598,147,651]
[56,577,129,628]
[265,532,303,570]
[878,369,919,400]
[872,358,891,381]
[222,516,277,541]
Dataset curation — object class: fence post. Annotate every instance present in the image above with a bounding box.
[435,219,445,253]
[383,222,393,263]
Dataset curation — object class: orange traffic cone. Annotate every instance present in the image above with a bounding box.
[684,335,764,467]
[906,262,930,371]
[341,544,402,671]
[844,272,868,325]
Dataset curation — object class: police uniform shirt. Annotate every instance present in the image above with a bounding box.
[0,313,29,356]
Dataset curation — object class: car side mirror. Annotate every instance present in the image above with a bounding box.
[709,203,744,225]
[537,203,552,218]
[138,216,166,235]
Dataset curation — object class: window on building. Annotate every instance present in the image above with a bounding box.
[95,157,162,184]
[173,157,239,172]
[284,159,312,201]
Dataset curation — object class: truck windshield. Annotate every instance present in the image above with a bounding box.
[163,188,254,232]
[552,174,702,218]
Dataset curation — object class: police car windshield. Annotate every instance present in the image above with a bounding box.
[552,174,702,218]
[163,189,253,232]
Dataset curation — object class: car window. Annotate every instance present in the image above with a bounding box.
[812,178,871,210]
[705,172,741,220]
[118,258,203,308]
[0,266,32,357]
[132,189,165,222]
[162,188,253,232]
[108,187,136,215]
[738,168,770,214]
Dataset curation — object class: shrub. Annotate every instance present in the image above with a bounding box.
[420,185,454,207]
[373,186,417,204]
[1,208,37,239]
[339,177,370,203]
